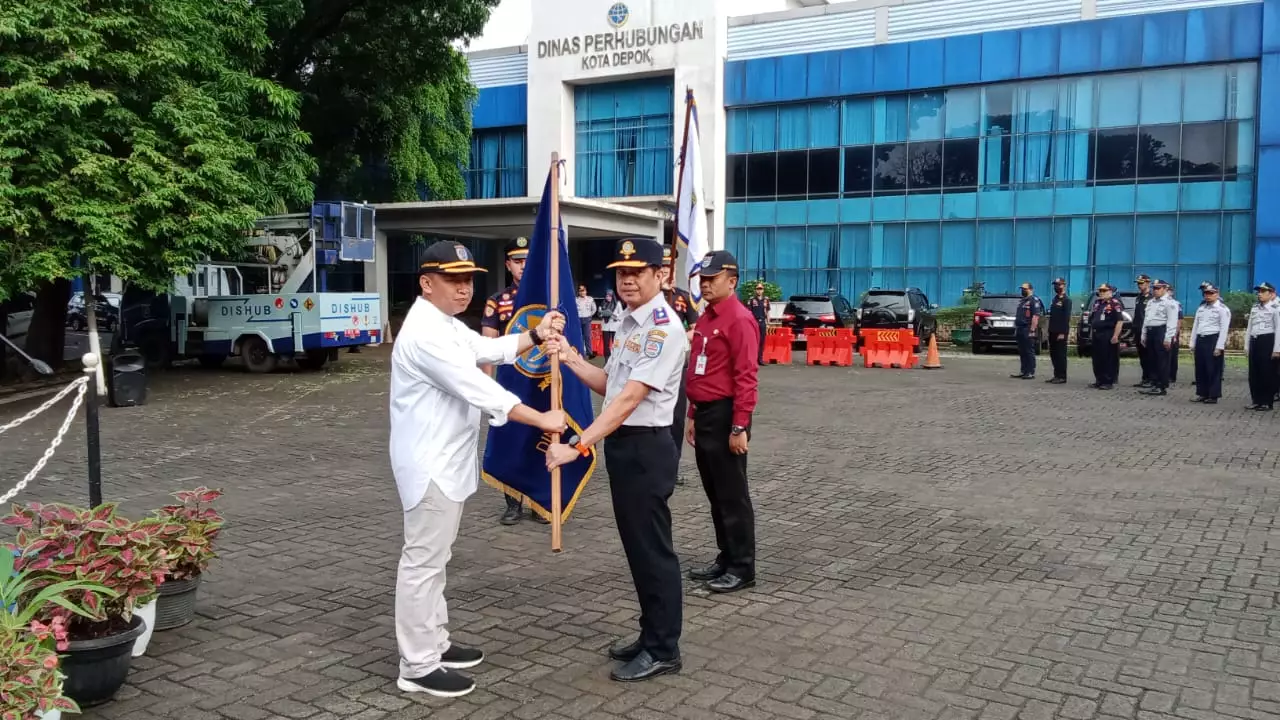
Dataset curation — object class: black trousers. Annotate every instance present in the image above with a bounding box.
[1137,341,1152,383]
[1193,334,1224,399]
[1015,327,1036,376]
[692,398,756,578]
[1091,331,1117,385]
[671,372,688,466]
[755,319,767,364]
[1049,333,1068,380]
[603,427,682,660]
[1169,339,1180,384]
[1144,327,1171,389]
[1248,333,1277,407]
[603,331,615,360]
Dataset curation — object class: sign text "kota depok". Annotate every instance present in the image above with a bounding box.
[537,21,705,70]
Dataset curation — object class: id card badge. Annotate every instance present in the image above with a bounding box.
[694,354,708,375]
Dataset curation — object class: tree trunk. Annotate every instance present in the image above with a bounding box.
[23,278,72,370]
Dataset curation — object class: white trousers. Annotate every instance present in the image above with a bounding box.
[395,481,465,678]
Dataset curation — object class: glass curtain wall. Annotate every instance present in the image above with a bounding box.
[724,62,1257,305]
[465,127,528,199]
[575,77,675,198]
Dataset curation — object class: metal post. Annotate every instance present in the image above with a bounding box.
[83,353,102,507]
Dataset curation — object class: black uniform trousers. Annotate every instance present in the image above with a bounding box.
[1091,330,1118,386]
[1015,326,1036,376]
[603,427,682,660]
[1247,333,1277,408]
[755,319,767,364]
[1169,340,1180,384]
[1144,327,1171,389]
[1193,334,1224,399]
[1137,342,1152,383]
[671,371,688,467]
[692,398,756,579]
[1049,333,1068,380]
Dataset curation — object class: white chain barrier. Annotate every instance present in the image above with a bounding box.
[0,375,90,505]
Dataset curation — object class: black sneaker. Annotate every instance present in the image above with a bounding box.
[441,645,484,669]
[397,668,475,697]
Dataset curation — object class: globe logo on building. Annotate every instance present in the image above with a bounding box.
[607,2,629,28]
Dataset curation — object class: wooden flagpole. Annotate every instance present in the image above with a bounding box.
[548,152,564,553]
[668,88,694,282]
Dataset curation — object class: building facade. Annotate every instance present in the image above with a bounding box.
[463,0,1279,306]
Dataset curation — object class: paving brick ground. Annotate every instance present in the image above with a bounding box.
[3,347,1280,720]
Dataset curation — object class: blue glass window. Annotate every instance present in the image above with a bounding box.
[465,127,527,199]
[574,78,674,197]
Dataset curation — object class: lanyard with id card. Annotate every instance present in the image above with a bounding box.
[693,329,718,375]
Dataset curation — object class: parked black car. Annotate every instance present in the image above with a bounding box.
[854,288,938,352]
[970,294,1045,354]
[66,291,120,332]
[780,293,857,347]
[1076,290,1142,357]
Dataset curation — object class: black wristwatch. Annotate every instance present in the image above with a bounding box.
[529,326,543,345]
[731,425,747,436]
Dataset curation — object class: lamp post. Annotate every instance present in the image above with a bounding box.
[82,353,102,507]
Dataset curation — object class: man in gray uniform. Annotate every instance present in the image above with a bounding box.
[1245,282,1280,411]
[543,236,690,684]
[1139,279,1179,396]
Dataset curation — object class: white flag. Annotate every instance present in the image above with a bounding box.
[676,89,710,304]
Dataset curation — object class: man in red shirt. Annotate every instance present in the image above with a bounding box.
[683,250,760,594]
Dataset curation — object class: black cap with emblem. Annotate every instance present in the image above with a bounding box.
[607,237,664,269]
[1153,278,1170,289]
[1202,283,1220,294]
[1136,274,1151,283]
[418,241,487,275]
[1255,281,1276,293]
[505,236,529,260]
[698,250,739,277]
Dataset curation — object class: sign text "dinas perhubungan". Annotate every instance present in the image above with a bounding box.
[537,21,705,70]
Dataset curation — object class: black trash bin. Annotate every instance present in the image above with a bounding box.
[107,350,147,407]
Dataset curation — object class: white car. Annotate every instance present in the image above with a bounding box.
[4,291,36,343]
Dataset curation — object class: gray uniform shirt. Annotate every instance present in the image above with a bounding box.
[603,293,690,427]
[1246,298,1280,354]
[1142,295,1178,342]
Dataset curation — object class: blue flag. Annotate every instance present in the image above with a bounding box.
[482,171,598,522]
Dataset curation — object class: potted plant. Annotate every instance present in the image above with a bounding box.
[1,547,117,720]
[152,488,223,631]
[4,502,172,707]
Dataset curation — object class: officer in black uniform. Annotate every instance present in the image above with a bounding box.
[1046,278,1072,384]
[661,246,699,474]
[1088,283,1124,389]
[1132,274,1154,387]
[1010,282,1044,380]
[746,282,771,365]
[481,237,548,526]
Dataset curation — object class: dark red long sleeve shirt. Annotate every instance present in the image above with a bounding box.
[684,294,759,426]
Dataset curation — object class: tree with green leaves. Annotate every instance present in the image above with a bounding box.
[0,0,316,366]
[259,0,496,202]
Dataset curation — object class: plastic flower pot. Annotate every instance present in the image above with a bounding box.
[132,598,158,657]
[154,575,200,630]
[61,615,147,707]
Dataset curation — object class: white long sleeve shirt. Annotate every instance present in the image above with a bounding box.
[389,297,523,510]
[1191,300,1231,352]
[1246,298,1280,355]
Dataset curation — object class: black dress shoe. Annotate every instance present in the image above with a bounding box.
[607,637,642,662]
[1143,388,1167,396]
[687,562,725,581]
[610,650,681,682]
[706,573,755,594]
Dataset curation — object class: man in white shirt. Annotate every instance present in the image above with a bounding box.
[389,241,568,698]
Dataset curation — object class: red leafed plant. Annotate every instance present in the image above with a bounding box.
[152,487,223,581]
[3,502,178,640]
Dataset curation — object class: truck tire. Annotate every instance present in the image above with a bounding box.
[240,336,277,374]
[296,350,328,370]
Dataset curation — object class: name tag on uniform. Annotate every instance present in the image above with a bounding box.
[694,355,707,375]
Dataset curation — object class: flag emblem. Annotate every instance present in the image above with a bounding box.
[509,305,553,378]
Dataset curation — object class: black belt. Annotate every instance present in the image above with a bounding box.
[612,425,671,438]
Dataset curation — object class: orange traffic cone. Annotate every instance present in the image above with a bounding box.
[922,333,942,369]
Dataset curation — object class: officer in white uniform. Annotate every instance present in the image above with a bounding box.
[388,241,567,698]
[543,237,690,684]
[1245,281,1280,411]
[1190,284,1231,404]
[1139,279,1178,396]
